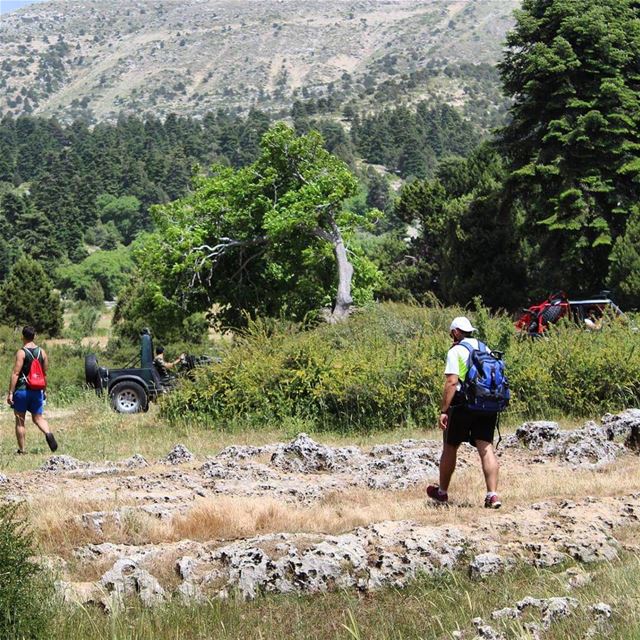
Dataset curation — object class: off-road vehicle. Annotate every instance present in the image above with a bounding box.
[516,291,623,336]
[84,329,212,413]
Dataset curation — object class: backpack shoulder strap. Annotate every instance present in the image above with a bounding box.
[459,339,486,353]
[458,340,474,353]
[23,346,42,361]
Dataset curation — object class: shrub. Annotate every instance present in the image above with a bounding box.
[162,303,640,432]
[67,302,101,341]
[0,504,54,640]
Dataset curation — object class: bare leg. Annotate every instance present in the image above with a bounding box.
[32,413,51,435]
[476,439,499,493]
[439,443,459,492]
[14,412,26,451]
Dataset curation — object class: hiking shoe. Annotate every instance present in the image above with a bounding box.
[15,449,26,455]
[426,484,448,505]
[484,494,502,509]
[45,432,58,453]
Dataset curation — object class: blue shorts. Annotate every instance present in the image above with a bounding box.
[12,389,45,415]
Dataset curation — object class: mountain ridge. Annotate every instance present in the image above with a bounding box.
[0,0,519,124]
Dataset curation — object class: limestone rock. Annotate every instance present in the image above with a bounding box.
[99,557,166,607]
[525,543,566,567]
[270,433,366,473]
[136,569,167,607]
[510,412,634,468]
[563,536,618,563]
[78,510,122,534]
[563,567,592,589]
[514,421,560,448]
[216,445,272,460]
[469,553,506,580]
[589,602,612,620]
[491,607,519,620]
[602,409,640,439]
[162,444,195,465]
[584,602,613,639]
[57,580,110,609]
[120,454,149,469]
[551,424,623,468]
[471,617,506,640]
[40,455,85,472]
[541,596,579,627]
[176,556,196,581]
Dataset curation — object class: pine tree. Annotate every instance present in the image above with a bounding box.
[499,0,640,293]
[0,115,17,184]
[608,207,640,308]
[0,258,63,336]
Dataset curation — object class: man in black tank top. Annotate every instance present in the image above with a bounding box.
[6,326,58,454]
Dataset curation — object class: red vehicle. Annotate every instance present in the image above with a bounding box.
[516,291,623,336]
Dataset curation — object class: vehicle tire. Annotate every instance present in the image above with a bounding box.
[110,381,148,414]
[541,303,564,325]
[85,354,102,390]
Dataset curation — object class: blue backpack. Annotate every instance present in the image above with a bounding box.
[459,340,510,413]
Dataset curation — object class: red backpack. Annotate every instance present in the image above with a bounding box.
[24,347,46,391]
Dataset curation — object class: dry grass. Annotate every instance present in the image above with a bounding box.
[23,450,640,569]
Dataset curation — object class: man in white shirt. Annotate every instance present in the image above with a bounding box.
[427,316,501,508]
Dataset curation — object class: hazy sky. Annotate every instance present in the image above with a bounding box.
[0,0,46,15]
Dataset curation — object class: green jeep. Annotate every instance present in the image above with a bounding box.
[84,329,212,413]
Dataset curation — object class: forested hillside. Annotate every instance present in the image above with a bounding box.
[0,0,639,342]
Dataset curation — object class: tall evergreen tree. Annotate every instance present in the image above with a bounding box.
[0,115,17,184]
[608,206,640,308]
[499,0,640,293]
[0,258,63,336]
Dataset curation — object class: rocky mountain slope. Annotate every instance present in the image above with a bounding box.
[0,0,519,124]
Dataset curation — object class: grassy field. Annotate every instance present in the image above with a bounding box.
[1,304,640,640]
[46,550,640,639]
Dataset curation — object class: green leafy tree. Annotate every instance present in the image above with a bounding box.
[96,194,143,244]
[438,145,526,309]
[13,205,64,266]
[0,258,63,336]
[56,246,133,301]
[117,124,380,334]
[372,144,526,309]
[499,0,640,292]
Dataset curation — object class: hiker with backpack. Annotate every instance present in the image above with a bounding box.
[427,316,509,509]
[6,326,58,454]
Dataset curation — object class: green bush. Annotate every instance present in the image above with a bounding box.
[67,302,101,342]
[162,303,640,432]
[0,504,54,640]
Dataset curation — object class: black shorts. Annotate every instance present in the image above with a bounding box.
[444,405,497,447]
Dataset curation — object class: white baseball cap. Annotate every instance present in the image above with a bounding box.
[450,316,477,333]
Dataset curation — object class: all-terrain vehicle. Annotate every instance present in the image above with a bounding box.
[84,329,212,413]
[516,291,623,336]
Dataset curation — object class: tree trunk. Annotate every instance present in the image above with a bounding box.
[313,219,354,322]
[332,234,354,321]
